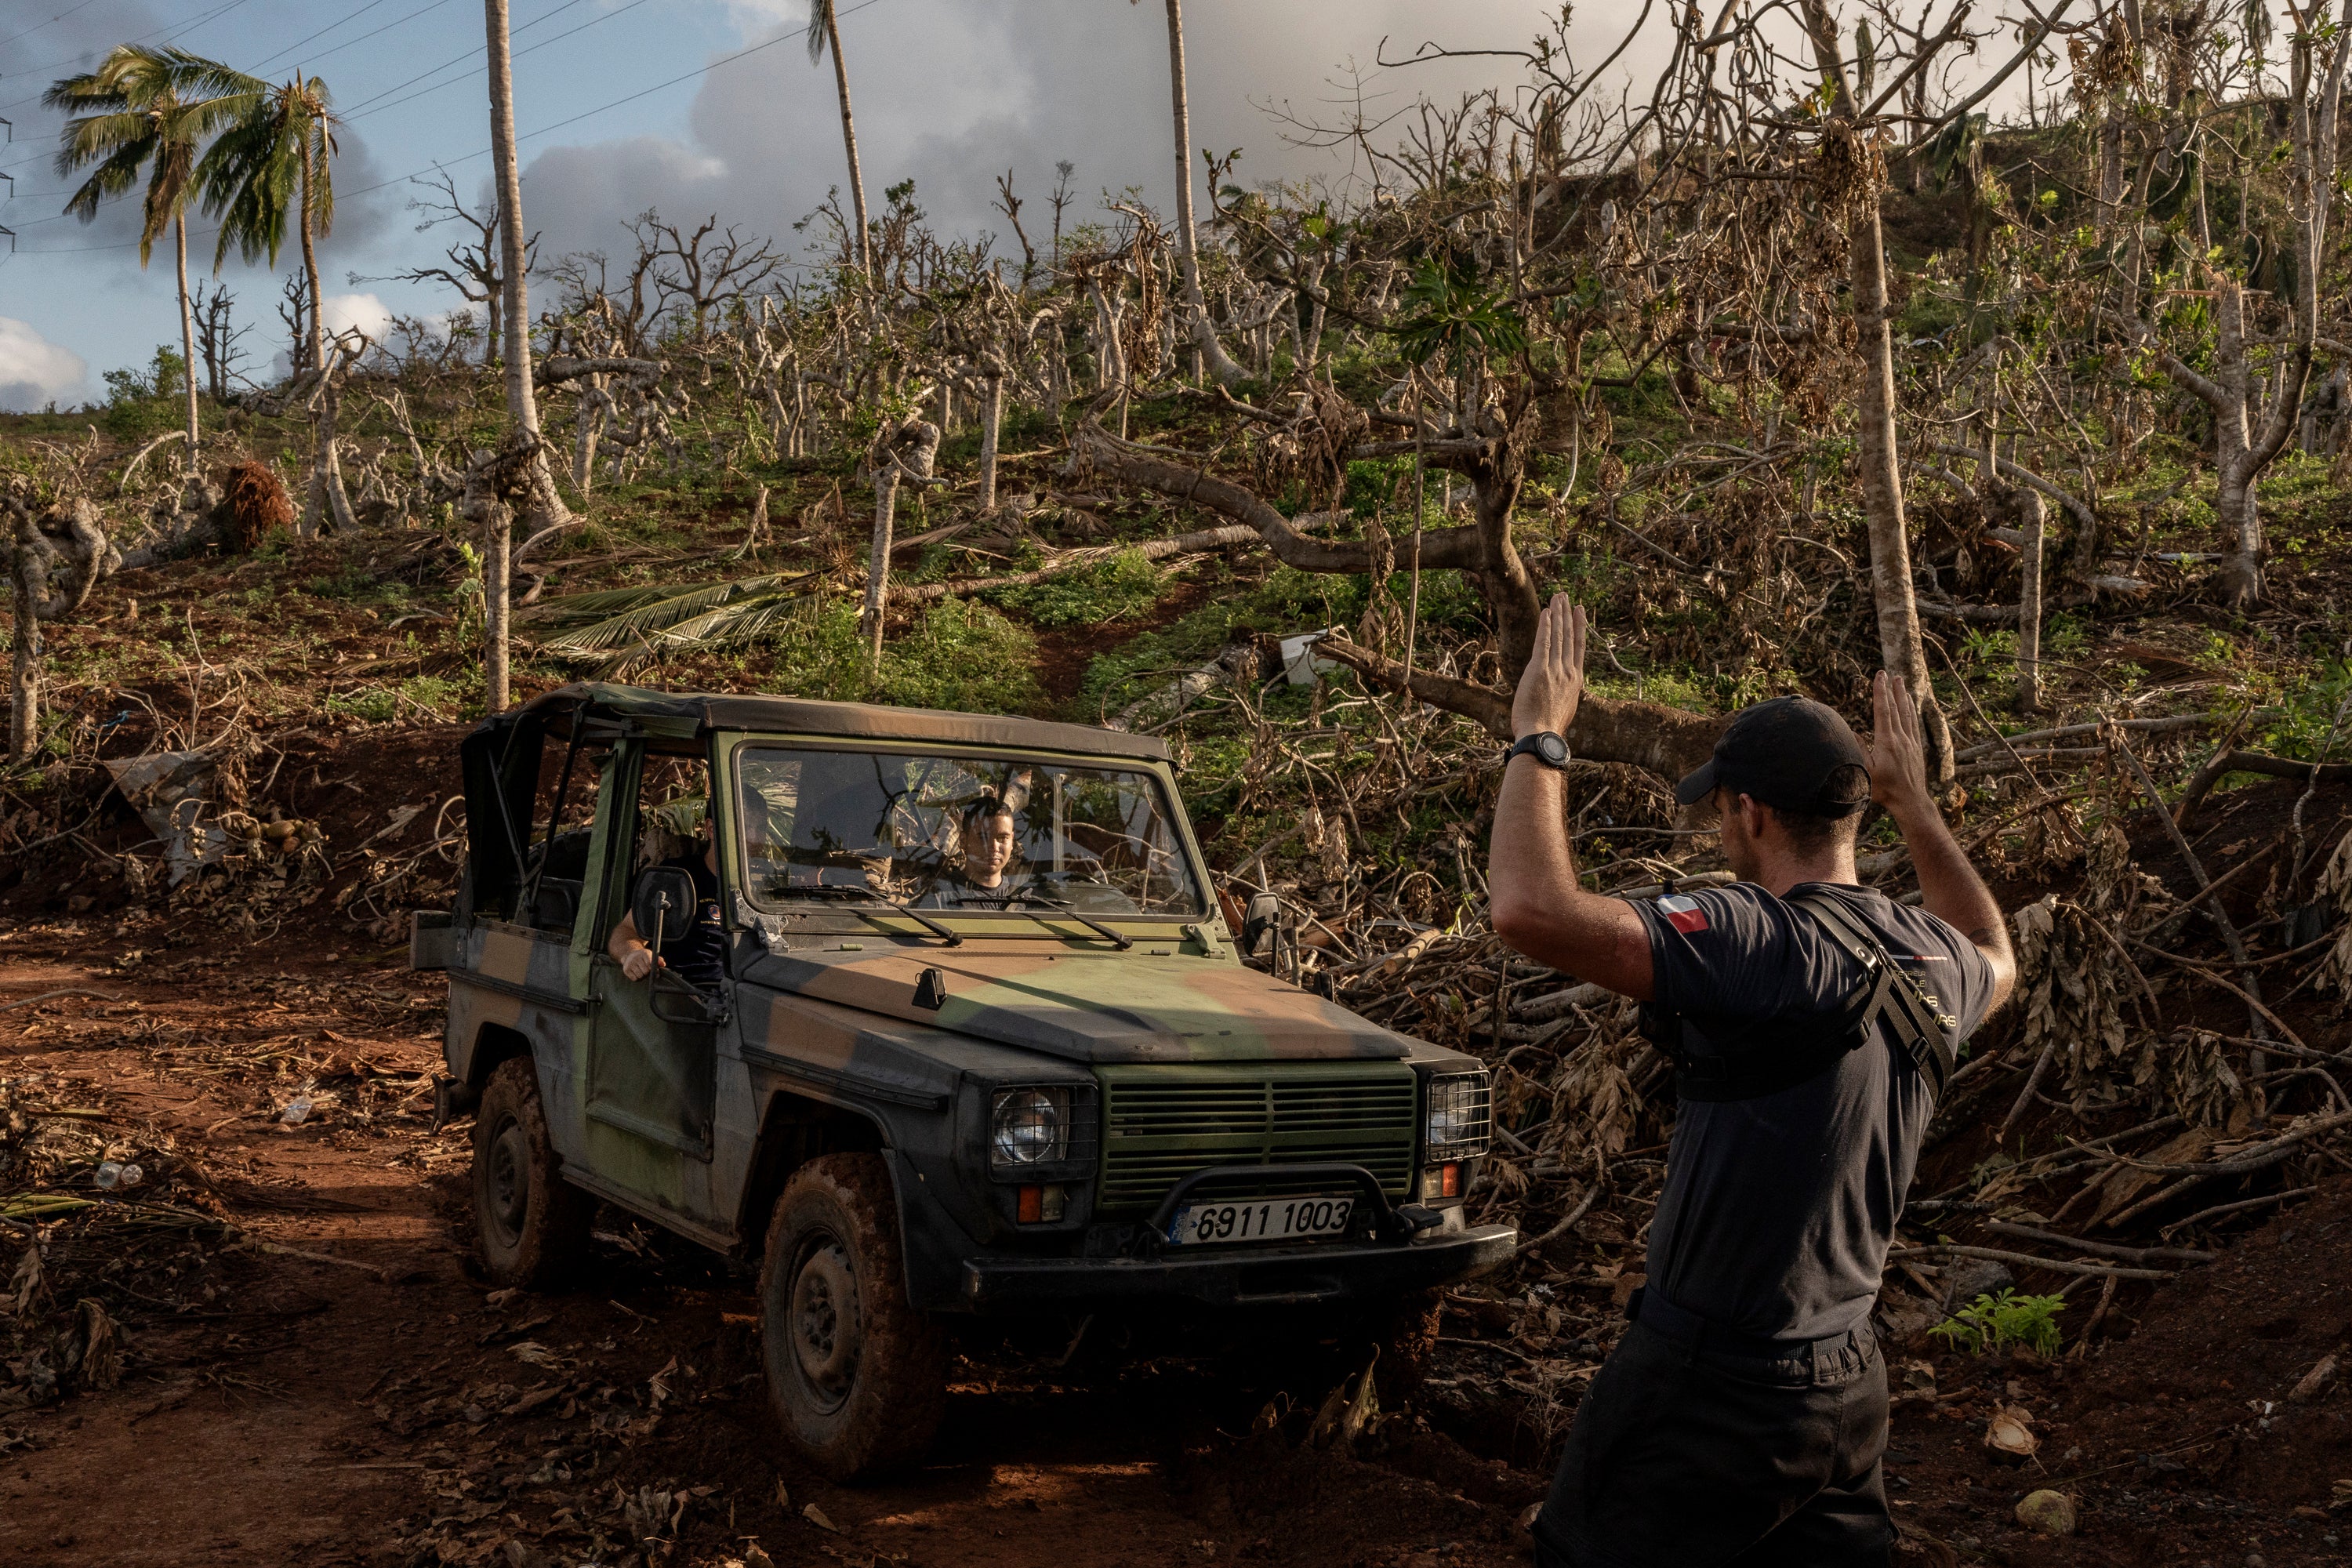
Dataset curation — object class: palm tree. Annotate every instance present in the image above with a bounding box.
[198,72,351,531]
[45,47,261,474]
[806,0,872,278]
[198,73,336,374]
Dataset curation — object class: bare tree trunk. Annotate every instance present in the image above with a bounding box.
[1849,179,1954,779]
[978,371,1004,510]
[824,4,872,278]
[1090,278,1127,391]
[485,0,574,552]
[574,372,605,494]
[1162,0,1247,386]
[298,158,325,376]
[8,556,39,764]
[862,461,899,667]
[2016,488,2045,711]
[176,214,199,476]
[1798,0,1951,780]
[484,490,511,714]
[313,373,358,535]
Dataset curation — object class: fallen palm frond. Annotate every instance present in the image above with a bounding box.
[522,517,1317,677]
[523,570,829,675]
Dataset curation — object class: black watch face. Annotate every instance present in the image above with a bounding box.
[1536,733,1570,765]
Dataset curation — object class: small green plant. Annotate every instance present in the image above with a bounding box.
[1930,1289,2066,1357]
[991,548,1165,628]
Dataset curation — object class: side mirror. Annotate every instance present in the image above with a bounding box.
[1242,891,1283,957]
[632,866,699,953]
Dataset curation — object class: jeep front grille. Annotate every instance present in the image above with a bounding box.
[1094,1062,1419,1216]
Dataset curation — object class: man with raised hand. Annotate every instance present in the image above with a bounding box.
[1490,595,2016,1567]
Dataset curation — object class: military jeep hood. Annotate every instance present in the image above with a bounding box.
[739,945,1410,1064]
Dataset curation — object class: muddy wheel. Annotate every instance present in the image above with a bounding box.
[472,1056,593,1289]
[760,1152,949,1480]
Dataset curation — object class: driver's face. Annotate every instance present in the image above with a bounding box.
[967,813,1018,884]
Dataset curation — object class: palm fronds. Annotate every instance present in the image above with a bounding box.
[193,73,334,272]
[45,45,262,265]
[528,572,828,675]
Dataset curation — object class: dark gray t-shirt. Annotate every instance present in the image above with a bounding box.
[1634,880,1997,1341]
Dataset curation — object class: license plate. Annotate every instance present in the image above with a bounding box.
[1167,1194,1354,1247]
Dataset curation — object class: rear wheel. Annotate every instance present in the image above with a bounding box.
[760,1152,949,1480]
[472,1056,593,1288]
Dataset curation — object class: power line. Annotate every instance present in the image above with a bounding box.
[0,0,457,176]
[0,0,257,115]
[244,0,407,74]
[248,0,462,77]
[16,0,892,256]
[0,0,107,55]
[336,0,597,118]
[343,0,659,125]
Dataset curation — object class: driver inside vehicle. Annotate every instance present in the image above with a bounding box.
[608,797,727,989]
[916,795,1032,909]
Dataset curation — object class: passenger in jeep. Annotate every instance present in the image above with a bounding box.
[609,828,727,988]
[916,795,1032,909]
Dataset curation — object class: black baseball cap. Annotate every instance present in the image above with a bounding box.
[1674,695,1871,815]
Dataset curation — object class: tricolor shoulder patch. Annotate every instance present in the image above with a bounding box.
[1657,894,1709,935]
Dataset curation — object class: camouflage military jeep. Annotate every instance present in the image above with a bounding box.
[413,683,1513,1478]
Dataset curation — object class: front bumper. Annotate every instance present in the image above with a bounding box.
[960,1222,1517,1309]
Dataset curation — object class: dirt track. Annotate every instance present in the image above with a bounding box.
[0,924,1543,1568]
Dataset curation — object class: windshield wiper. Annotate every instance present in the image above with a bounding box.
[1009,891,1133,949]
[772,884,962,946]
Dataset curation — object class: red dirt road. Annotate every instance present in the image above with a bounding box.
[0,924,1536,1568]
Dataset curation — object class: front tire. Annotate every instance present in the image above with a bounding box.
[471,1056,593,1288]
[760,1152,949,1480]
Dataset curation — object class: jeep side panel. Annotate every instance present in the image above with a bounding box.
[726,984,1098,1311]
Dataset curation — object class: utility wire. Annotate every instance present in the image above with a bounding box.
[250,0,462,76]
[17,0,891,255]
[0,0,107,54]
[347,0,659,123]
[336,0,597,118]
[245,0,408,74]
[11,0,638,214]
[0,0,256,114]
[1,0,458,179]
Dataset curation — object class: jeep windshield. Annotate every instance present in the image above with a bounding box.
[734,745,1207,920]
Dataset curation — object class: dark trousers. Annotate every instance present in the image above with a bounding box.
[1531,1317,1892,1568]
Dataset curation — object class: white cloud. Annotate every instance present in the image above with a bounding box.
[321,292,396,342]
[514,0,1623,269]
[0,318,92,412]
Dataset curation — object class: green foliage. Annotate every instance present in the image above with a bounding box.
[2257,659,2352,759]
[762,598,1040,713]
[1392,255,1527,375]
[303,563,382,601]
[325,675,462,724]
[1930,1289,2065,1358]
[989,548,1165,628]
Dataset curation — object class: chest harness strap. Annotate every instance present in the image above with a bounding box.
[1638,890,1961,1104]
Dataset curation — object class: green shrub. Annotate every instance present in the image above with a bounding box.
[763,597,1041,713]
[1930,1289,2065,1357]
[325,674,464,724]
[989,548,1165,628]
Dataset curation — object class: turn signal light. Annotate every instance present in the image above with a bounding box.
[1016,1184,1067,1223]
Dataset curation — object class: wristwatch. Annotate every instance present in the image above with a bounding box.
[1504,731,1572,770]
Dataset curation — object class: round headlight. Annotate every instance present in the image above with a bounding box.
[991,1087,1065,1167]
